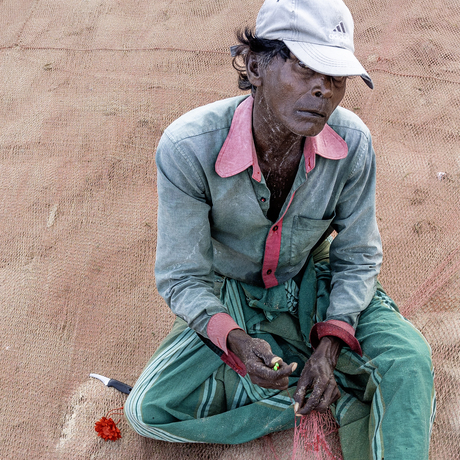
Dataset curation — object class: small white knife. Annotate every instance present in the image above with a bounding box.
[90,373,132,394]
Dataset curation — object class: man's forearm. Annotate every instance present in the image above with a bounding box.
[314,335,343,368]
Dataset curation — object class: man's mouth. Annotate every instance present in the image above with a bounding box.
[297,110,326,118]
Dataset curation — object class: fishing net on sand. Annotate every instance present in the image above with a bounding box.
[0,0,459,459]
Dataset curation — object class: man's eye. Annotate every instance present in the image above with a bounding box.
[332,76,347,86]
[298,60,308,69]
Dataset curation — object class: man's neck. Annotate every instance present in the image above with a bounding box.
[251,97,306,222]
[252,102,304,167]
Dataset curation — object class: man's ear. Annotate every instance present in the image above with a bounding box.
[246,53,263,88]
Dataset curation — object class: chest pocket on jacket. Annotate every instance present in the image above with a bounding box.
[290,213,335,266]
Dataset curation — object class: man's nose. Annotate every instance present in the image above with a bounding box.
[312,74,333,98]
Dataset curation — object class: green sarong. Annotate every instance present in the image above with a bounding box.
[125,257,435,460]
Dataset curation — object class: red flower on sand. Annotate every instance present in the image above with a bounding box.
[95,416,122,441]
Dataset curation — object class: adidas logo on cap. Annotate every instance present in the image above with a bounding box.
[333,22,346,33]
[329,21,350,43]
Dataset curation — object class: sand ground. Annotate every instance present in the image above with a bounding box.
[1,0,459,459]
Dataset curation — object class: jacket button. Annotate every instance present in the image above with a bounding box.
[273,225,278,231]
[266,269,272,275]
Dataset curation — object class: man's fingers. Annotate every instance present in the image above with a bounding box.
[296,378,324,415]
[249,364,291,389]
[253,347,282,368]
[297,380,340,416]
[260,360,296,377]
[293,374,313,410]
[236,338,298,390]
[243,340,296,374]
[255,352,297,375]
[250,374,290,389]
[332,386,341,404]
[246,357,296,389]
[269,358,297,373]
[314,382,340,413]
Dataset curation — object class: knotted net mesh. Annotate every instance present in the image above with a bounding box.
[0,0,458,459]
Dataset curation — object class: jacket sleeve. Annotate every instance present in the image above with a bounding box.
[326,129,382,329]
[154,131,240,340]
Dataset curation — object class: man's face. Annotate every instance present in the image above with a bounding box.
[252,53,347,138]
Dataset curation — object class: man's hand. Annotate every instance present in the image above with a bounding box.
[293,336,343,416]
[227,329,297,389]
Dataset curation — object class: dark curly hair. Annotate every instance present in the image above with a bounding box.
[232,27,291,94]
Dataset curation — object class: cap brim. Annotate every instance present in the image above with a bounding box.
[283,40,373,89]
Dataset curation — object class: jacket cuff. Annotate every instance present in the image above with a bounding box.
[310,320,362,356]
[207,313,246,375]
[207,312,243,354]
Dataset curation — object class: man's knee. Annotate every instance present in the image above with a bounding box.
[401,333,433,382]
[125,391,174,438]
[377,326,434,394]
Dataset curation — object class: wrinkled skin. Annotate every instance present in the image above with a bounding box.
[226,328,298,389]
[227,329,342,415]
[292,335,342,415]
[226,51,348,414]
[247,51,347,222]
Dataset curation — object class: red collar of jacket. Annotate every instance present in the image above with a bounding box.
[215,96,348,182]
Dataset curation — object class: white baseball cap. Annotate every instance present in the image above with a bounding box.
[255,0,373,88]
